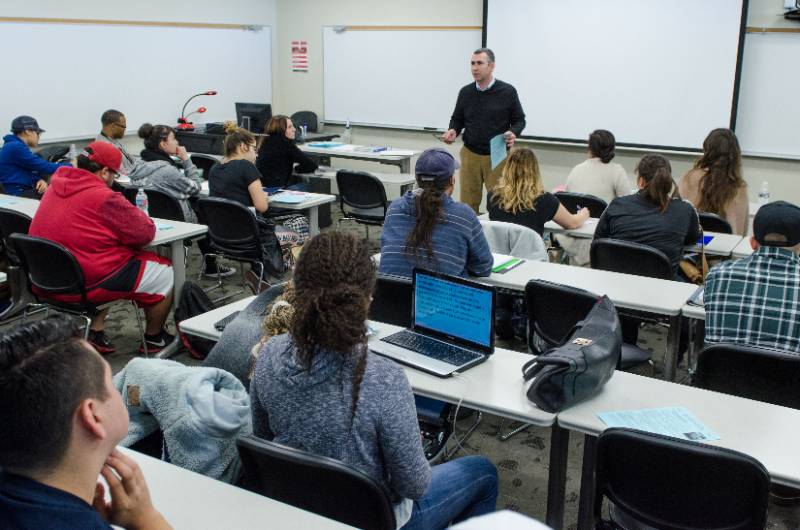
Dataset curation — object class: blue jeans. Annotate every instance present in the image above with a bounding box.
[402,456,498,530]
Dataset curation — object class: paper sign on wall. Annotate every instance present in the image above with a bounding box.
[291,40,308,72]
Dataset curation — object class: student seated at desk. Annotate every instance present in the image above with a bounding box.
[250,232,498,530]
[487,147,589,237]
[0,116,71,197]
[705,201,800,352]
[29,142,174,355]
[678,128,749,235]
[0,316,171,530]
[255,115,317,190]
[95,109,140,175]
[379,147,493,279]
[595,154,701,280]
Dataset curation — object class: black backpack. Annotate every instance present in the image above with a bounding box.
[174,281,216,360]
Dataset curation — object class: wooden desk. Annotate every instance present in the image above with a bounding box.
[121,447,355,529]
[556,371,800,528]
[299,143,419,173]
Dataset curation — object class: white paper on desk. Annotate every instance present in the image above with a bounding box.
[490,134,507,170]
[379,149,415,156]
[0,199,18,206]
[270,193,308,204]
[598,406,720,441]
[155,222,173,231]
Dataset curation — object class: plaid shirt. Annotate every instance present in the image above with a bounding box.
[705,246,800,353]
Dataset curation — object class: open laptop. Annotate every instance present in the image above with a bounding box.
[370,268,495,377]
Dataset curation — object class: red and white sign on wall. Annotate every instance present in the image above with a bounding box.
[291,40,308,72]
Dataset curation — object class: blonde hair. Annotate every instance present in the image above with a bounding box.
[491,148,544,214]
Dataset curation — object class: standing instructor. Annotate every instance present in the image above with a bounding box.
[442,48,526,213]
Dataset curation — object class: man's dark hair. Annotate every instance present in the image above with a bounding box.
[473,48,495,63]
[0,316,108,474]
[101,109,124,127]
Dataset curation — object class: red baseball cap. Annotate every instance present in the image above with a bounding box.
[81,141,123,174]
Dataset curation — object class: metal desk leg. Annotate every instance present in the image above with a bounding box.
[156,240,186,359]
[664,314,683,381]
[400,158,410,173]
[308,206,320,236]
[546,425,569,530]
[577,434,598,530]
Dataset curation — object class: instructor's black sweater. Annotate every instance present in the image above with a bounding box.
[448,79,526,155]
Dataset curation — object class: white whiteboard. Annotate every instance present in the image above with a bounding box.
[735,32,800,158]
[323,27,481,130]
[0,22,272,141]
[486,0,745,151]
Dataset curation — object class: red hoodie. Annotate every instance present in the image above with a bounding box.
[29,166,156,288]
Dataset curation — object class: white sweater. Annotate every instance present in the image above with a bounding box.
[565,157,631,204]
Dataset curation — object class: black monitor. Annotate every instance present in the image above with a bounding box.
[235,102,272,134]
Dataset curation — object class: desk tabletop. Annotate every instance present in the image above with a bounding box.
[178,295,255,340]
[299,143,419,161]
[308,168,417,186]
[122,447,355,529]
[556,371,800,488]
[0,194,40,217]
[732,237,754,259]
[543,218,598,239]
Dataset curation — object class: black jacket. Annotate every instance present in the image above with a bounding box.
[255,135,317,188]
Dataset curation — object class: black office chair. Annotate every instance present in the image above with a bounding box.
[555,191,608,218]
[36,145,69,163]
[122,186,139,206]
[237,434,395,530]
[290,110,319,133]
[590,238,673,280]
[336,170,388,240]
[189,154,220,178]
[9,234,147,350]
[594,428,770,530]
[144,189,185,222]
[197,197,283,301]
[698,212,733,234]
[0,208,33,319]
[369,274,412,327]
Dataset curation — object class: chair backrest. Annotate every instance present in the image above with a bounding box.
[594,428,770,530]
[144,189,185,222]
[698,212,733,234]
[197,197,262,260]
[0,208,32,264]
[524,279,599,351]
[479,219,548,262]
[369,274,413,327]
[122,186,139,206]
[555,191,608,218]
[694,343,800,410]
[336,170,388,214]
[36,144,69,163]
[290,110,319,133]
[237,435,395,530]
[590,238,673,280]
[189,154,220,176]
[9,233,87,304]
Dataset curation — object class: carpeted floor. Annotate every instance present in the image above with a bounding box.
[5,209,797,529]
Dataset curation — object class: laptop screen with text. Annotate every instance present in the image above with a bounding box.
[412,270,494,349]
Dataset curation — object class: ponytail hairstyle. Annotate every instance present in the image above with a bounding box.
[491,147,544,214]
[289,232,376,421]
[137,123,174,152]
[636,154,675,213]
[223,125,256,157]
[693,128,744,217]
[588,129,616,164]
[405,179,449,259]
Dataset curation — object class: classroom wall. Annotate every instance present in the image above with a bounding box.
[274,0,799,206]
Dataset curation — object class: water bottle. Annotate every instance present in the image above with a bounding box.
[758,181,770,206]
[342,118,352,144]
[297,124,307,143]
[67,143,79,160]
[135,188,149,216]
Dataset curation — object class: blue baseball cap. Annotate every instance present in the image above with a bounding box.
[11,115,45,134]
[415,148,459,183]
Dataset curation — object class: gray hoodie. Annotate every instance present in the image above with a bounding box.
[128,158,202,222]
[250,334,431,505]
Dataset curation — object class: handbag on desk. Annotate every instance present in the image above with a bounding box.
[522,295,622,413]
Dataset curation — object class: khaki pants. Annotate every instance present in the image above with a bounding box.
[459,146,505,214]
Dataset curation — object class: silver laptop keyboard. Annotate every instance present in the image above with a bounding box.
[381,330,483,367]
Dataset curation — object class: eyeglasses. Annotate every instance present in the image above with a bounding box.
[114,122,127,129]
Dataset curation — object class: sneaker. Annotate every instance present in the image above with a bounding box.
[139,330,176,354]
[88,330,116,355]
[203,264,237,278]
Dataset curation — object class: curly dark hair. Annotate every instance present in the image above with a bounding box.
[693,128,744,217]
[289,231,376,420]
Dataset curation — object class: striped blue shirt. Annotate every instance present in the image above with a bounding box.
[705,246,800,353]
[379,191,493,279]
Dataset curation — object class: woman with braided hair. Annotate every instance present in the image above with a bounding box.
[249,231,498,529]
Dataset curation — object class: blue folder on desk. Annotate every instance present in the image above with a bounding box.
[307,142,344,148]
[270,193,308,204]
